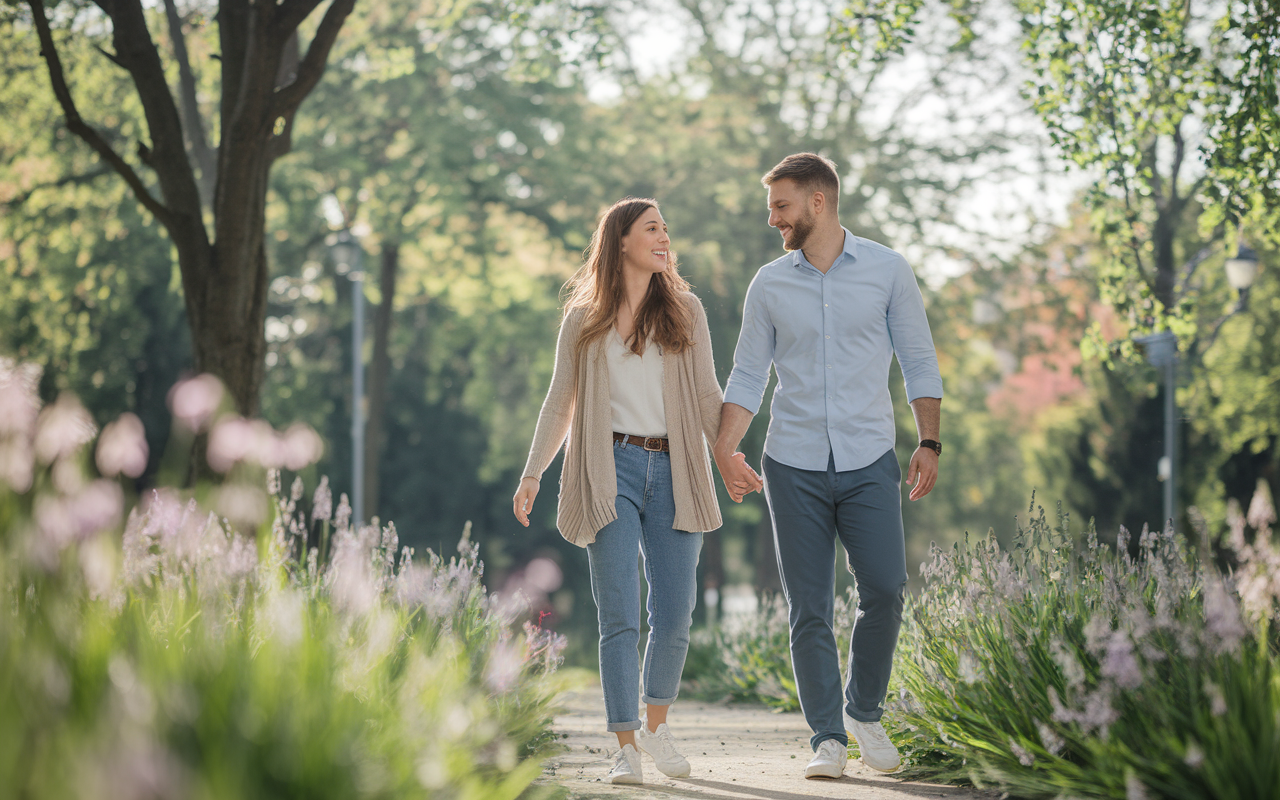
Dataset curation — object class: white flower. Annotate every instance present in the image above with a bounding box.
[1201,577,1246,655]
[1100,632,1143,690]
[1184,741,1204,769]
[1009,739,1034,767]
[1125,770,1149,800]
[1203,680,1227,716]
[311,476,333,523]
[1037,721,1065,756]
[1246,479,1276,531]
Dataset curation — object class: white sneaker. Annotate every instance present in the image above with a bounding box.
[638,722,692,777]
[844,711,901,772]
[607,743,643,784]
[804,739,848,779]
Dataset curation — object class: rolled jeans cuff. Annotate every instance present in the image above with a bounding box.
[607,719,642,732]
[642,691,678,706]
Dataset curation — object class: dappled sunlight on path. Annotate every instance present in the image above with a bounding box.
[537,676,997,800]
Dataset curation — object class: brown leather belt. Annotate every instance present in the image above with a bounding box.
[613,432,670,452]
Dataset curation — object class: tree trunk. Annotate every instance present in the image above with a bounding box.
[29,0,356,453]
[364,242,399,518]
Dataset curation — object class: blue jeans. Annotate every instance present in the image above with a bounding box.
[763,448,907,750]
[587,438,703,732]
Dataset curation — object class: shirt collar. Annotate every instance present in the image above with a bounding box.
[792,228,859,271]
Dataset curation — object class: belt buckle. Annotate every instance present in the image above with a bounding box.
[643,437,663,452]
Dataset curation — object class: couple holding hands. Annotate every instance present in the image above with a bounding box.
[513,153,944,784]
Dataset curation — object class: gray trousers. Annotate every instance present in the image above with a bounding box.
[762,448,907,750]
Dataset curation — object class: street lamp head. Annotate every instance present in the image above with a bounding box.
[330,230,361,275]
[1224,242,1260,291]
[1133,330,1177,368]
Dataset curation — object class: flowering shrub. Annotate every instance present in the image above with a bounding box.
[891,495,1280,799]
[0,359,566,800]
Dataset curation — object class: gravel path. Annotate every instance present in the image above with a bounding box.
[535,677,998,800]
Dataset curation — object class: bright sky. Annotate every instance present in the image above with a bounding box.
[587,0,1085,285]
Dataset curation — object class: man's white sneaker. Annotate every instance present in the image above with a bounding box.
[637,722,692,777]
[804,739,848,779]
[844,712,901,773]
[608,743,643,784]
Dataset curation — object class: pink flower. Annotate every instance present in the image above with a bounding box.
[1202,577,1246,655]
[168,374,224,433]
[311,476,333,523]
[96,412,149,478]
[34,479,124,547]
[0,358,41,438]
[1100,632,1143,689]
[0,438,34,493]
[214,483,269,528]
[34,393,97,464]
[1246,479,1276,532]
[206,417,255,472]
[524,557,563,593]
[282,423,323,470]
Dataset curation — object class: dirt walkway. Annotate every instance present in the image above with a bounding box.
[535,677,998,800]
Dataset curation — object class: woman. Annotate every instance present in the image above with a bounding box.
[513,198,736,784]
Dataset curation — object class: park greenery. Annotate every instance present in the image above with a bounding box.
[0,359,566,798]
[1,0,1279,796]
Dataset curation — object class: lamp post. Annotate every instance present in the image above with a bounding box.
[1134,331,1178,529]
[331,230,365,526]
[1224,240,1260,306]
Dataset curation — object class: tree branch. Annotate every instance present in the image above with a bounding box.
[273,0,325,39]
[1,165,113,209]
[271,0,356,117]
[26,0,174,227]
[163,0,217,208]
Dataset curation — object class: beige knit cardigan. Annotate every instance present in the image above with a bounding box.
[521,292,724,546]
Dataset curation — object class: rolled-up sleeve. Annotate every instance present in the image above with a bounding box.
[723,271,774,414]
[887,257,944,402]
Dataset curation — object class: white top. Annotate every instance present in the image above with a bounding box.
[606,329,666,437]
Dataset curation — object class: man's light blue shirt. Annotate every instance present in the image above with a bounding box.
[723,228,944,473]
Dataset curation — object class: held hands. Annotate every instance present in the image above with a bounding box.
[715,451,763,503]
[906,446,938,501]
[512,476,540,527]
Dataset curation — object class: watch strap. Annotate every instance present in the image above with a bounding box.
[920,439,942,456]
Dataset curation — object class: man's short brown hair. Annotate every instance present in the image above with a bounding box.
[761,153,840,211]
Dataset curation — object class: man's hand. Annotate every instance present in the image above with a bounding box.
[905,447,938,501]
[715,450,763,503]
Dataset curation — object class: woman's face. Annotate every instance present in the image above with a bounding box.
[619,208,670,277]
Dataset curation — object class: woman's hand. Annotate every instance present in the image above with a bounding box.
[513,476,540,527]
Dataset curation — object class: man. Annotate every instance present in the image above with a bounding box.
[714,153,943,778]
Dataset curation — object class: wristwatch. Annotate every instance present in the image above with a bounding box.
[919,439,942,456]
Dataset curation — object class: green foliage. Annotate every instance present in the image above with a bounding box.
[0,364,566,799]
[0,12,189,472]
[836,0,1279,332]
[889,497,1280,798]
[683,591,856,712]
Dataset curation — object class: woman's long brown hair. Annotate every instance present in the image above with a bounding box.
[564,197,694,358]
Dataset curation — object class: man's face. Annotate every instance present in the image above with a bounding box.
[766,179,817,251]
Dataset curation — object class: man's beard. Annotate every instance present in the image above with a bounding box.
[782,208,816,251]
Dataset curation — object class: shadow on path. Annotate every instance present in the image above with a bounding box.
[535,676,994,800]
